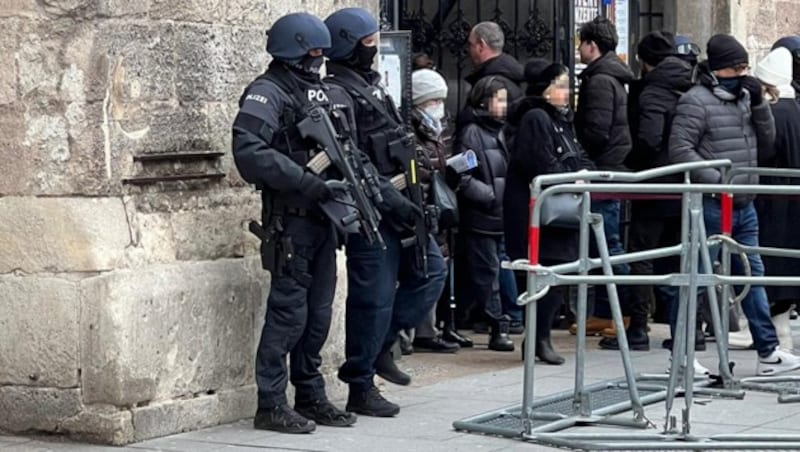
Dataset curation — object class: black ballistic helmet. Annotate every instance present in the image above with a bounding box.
[266,12,331,64]
[324,7,379,61]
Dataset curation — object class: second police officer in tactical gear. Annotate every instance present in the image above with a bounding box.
[323,8,448,417]
[232,12,359,434]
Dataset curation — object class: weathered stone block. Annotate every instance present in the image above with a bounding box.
[96,0,151,17]
[174,24,264,103]
[171,202,260,261]
[216,385,257,424]
[149,0,225,23]
[0,0,41,18]
[81,258,268,406]
[0,276,79,387]
[0,197,130,273]
[60,405,134,446]
[0,33,16,105]
[131,395,218,442]
[0,387,81,432]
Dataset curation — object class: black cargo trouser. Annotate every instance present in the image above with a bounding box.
[255,215,337,409]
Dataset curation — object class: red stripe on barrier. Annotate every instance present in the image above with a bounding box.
[528,197,540,265]
[721,193,733,235]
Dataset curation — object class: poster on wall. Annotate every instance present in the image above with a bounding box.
[613,0,630,63]
[574,0,601,77]
[378,31,412,126]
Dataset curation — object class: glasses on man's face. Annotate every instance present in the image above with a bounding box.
[676,42,701,56]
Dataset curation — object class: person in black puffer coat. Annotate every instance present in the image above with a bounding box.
[754,46,800,350]
[669,34,800,377]
[504,60,595,365]
[453,76,513,352]
[601,32,696,352]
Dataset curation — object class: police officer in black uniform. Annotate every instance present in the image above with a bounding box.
[231,12,358,434]
[323,8,448,417]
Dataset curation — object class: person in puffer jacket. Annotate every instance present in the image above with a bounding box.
[668,34,800,377]
[453,75,513,352]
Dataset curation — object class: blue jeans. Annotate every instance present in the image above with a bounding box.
[340,223,446,390]
[590,199,629,318]
[702,199,777,357]
[499,240,522,322]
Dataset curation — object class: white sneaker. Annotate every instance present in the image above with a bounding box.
[728,329,754,349]
[757,347,800,376]
[666,357,711,378]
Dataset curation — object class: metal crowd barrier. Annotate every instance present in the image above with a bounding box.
[452,160,800,450]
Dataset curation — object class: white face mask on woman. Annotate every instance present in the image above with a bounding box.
[419,103,445,136]
[424,102,446,120]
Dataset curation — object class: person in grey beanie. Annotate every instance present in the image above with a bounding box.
[669,34,800,376]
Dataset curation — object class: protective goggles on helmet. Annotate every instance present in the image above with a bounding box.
[676,42,701,56]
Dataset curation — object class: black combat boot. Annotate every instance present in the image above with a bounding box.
[254,404,316,433]
[295,399,356,427]
[489,315,515,352]
[374,350,411,386]
[346,385,400,417]
[536,290,565,364]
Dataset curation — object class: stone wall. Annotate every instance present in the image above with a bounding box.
[674,0,800,61]
[0,0,373,445]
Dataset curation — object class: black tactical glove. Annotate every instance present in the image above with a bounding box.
[397,197,424,224]
[741,76,764,107]
[444,166,461,190]
[300,172,333,202]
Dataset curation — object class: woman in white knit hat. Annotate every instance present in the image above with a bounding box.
[405,68,472,353]
[754,47,800,351]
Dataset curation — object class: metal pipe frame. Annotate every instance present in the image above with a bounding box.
[457,161,800,450]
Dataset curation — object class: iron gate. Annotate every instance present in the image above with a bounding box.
[380,0,573,113]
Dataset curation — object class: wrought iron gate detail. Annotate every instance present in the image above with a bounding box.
[381,0,563,111]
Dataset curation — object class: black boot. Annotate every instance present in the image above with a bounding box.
[374,350,411,386]
[254,404,316,433]
[598,324,651,351]
[346,385,400,417]
[442,326,474,348]
[536,289,564,365]
[535,338,565,365]
[295,399,357,427]
[489,315,515,351]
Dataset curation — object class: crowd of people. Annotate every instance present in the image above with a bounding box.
[231,7,800,435]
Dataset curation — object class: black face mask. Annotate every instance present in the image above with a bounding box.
[716,76,743,94]
[351,44,378,71]
[299,54,325,75]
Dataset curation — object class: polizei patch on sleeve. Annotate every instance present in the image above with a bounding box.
[245,93,270,104]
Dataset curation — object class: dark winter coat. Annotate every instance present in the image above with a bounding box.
[628,56,694,218]
[465,53,524,100]
[755,92,800,302]
[412,108,452,255]
[455,108,508,235]
[503,97,595,263]
[668,61,776,206]
[575,51,634,171]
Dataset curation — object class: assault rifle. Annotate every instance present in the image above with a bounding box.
[387,133,432,276]
[297,105,385,248]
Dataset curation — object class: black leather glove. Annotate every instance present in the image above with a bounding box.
[299,173,333,202]
[741,76,764,107]
[396,197,424,224]
[444,166,461,190]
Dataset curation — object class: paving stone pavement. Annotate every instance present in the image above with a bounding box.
[4,322,800,451]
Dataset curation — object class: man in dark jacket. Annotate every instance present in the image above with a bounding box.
[465,21,524,101]
[669,34,800,376]
[574,16,634,336]
[600,31,694,352]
